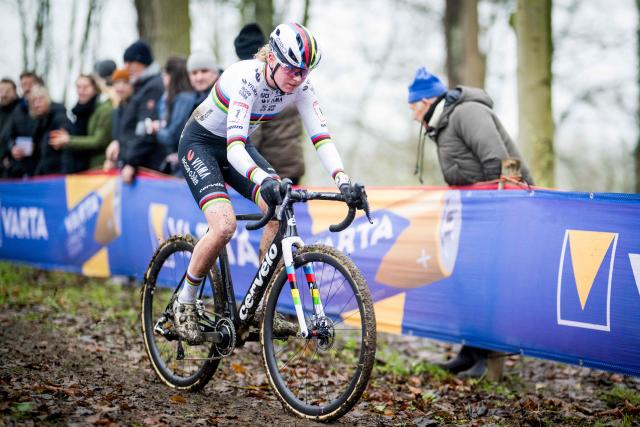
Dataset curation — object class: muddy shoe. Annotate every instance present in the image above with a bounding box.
[172,300,205,345]
[272,312,298,338]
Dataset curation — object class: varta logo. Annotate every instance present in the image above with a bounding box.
[557,229,618,331]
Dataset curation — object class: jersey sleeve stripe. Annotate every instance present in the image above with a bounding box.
[227,136,247,151]
[252,185,260,205]
[311,132,332,149]
[212,81,230,113]
[246,165,258,180]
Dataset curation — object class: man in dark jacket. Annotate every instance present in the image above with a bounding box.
[408,67,534,377]
[119,40,164,183]
[233,23,305,184]
[0,72,43,177]
[0,78,20,175]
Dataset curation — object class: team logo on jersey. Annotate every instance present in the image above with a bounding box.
[187,150,195,161]
[557,229,618,331]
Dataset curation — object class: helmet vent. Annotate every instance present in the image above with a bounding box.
[287,48,298,65]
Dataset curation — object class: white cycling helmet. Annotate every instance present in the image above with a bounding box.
[269,23,322,71]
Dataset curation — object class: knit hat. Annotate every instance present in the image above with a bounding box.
[111,68,130,83]
[408,67,447,103]
[234,23,266,60]
[94,59,117,80]
[123,40,153,66]
[186,51,218,72]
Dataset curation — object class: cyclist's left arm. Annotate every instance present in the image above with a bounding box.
[294,81,350,189]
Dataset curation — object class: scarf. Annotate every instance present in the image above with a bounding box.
[71,95,98,136]
[414,93,446,183]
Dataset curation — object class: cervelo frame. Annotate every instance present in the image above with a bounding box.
[212,180,366,342]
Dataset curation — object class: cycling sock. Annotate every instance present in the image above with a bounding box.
[178,270,204,304]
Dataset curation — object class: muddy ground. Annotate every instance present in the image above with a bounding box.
[0,271,639,426]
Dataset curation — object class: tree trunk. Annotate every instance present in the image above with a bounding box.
[254,0,274,34]
[444,0,485,88]
[240,0,274,35]
[515,0,555,187]
[636,0,640,192]
[302,0,311,26]
[134,0,191,67]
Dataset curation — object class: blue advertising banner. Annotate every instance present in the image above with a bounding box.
[0,172,639,376]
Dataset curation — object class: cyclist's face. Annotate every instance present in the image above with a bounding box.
[269,54,307,93]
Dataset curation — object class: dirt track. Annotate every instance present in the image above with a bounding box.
[1,281,639,426]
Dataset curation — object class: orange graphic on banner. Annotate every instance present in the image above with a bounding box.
[376,190,461,288]
[65,175,113,209]
[341,292,406,334]
[306,188,424,235]
[568,230,615,310]
[149,203,168,243]
[82,247,110,277]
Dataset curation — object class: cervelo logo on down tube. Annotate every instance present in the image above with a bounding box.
[239,243,278,320]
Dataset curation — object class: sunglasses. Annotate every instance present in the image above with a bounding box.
[280,64,309,80]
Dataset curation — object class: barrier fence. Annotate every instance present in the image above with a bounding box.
[1,171,638,376]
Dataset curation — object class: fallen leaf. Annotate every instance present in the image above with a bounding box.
[231,363,246,374]
[169,395,187,404]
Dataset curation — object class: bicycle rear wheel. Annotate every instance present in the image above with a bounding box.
[261,244,376,422]
[141,235,224,391]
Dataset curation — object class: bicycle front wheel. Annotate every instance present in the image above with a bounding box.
[141,235,224,391]
[261,244,376,422]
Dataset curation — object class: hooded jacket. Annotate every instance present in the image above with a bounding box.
[428,86,533,186]
[118,63,164,169]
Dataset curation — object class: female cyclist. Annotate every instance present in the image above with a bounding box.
[173,23,360,344]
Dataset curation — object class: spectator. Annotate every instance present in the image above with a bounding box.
[49,74,113,172]
[0,72,43,177]
[28,84,70,176]
[0,78,19,175]
[408,67,533,377]
[94,59,117,86]
[117,39,164,183]
[104,69,133,171]
[187,51,220,106]
[19,71,44,103]
[0,78,19,132]
[233,23,305,184]
[94,59,120,107]
[152,56,195,175]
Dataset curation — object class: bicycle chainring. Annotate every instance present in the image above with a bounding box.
[213,317,236,358]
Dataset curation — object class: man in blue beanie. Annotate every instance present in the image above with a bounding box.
[408,66,534,377]
[114,39,164,183]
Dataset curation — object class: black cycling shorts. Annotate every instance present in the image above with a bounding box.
[178,118,278,212]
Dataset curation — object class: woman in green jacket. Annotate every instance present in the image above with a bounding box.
[49,74,112,172]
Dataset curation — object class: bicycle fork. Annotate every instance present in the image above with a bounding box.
[281,237,326,338]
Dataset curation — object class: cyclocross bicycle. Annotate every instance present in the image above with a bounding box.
[141,179,376,422]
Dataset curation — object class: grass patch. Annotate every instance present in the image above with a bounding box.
[374,347,451,380]
[601,385,640,407]
[0,262,139,325]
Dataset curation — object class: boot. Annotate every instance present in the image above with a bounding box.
[438,345,478,374]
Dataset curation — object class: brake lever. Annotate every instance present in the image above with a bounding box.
[354,183,373,224]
